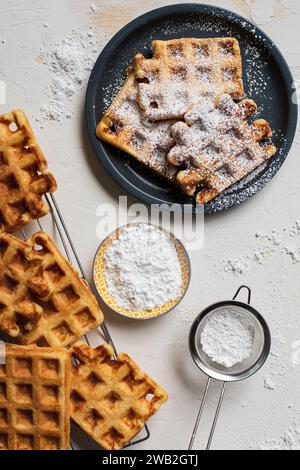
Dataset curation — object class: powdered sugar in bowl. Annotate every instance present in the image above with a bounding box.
[93,223,190,320]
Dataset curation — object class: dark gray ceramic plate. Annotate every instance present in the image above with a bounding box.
[86,3,298,214]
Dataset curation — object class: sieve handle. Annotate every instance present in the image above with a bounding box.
[188,285,252,450]
[206,381,227,450]
[188,377,211,450]
[233,285,252,304]
[188,379,227,450]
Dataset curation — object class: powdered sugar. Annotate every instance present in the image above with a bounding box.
[103,73,177,180]
[137,38,243,121]
[256,420,300,450]
[264,376,276,391]
[138,82,218,122]
[104,224,182,311]
[40,28,100,121]
[244,45,270,102]
[222,222,300,275]
[146,10,272,112]
[168,94,275,202]
[200,309,255,368]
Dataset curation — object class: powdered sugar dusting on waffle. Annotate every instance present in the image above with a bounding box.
[117,94,176,176]
[135,38,244,121]
[142,10,272,113]
[99,73,177,180]
[97,8,283,208]
[138,82,218,122]
[168,94,276,203]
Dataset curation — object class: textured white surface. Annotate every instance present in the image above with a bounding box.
[0,0,300,451]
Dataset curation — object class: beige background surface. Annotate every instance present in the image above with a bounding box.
[0,0,299,450]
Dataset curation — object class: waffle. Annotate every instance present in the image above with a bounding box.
[70,342,168,450]
[0,344,70,450]
[134,38,244,121]
[0,110,57,234]
[96,67,177,182]
[167,94,277,204]
[0,231,104,346]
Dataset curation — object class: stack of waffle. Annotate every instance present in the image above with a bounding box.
[97,38,276,203]
[0,110,168,450]
[0,342,167,450]
[0,110,57,233]
[0,110,104,348]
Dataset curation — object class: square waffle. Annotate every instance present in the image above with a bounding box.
[167,94,277,204]
[0,231,104,346]
[70,342,168,450]
[134,38,244,121]
[0,344,70,450]
[0,110,57,234]
[96,67,177,182]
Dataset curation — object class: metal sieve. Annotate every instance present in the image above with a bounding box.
[188,286,271,450]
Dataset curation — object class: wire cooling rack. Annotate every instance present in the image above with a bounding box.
[18,193,150,450]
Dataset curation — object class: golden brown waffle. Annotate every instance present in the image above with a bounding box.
[96,67,177,182]
[0,344,70,450]
[0,231,104,346]
[134,38,244,121]
[0,110,57,234]
[70,342,168,450]
[167,94,277,204]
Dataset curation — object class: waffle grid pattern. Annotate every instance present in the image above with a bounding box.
[0,231,104,346]
[168,94,277,203]
[0,110,57,234]
[97,69,177,181]
[70,342,168,450]
[0,345,70,450]
[134,38,244,120]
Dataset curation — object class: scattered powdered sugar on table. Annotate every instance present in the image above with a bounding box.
[104,224,182,311]
[292,340,300,367]
[172,307,195,328]
[264,375,276,391]
[39,27,100,121]
[222,221,300,275]
[256,420,300,450]
[200,309,255,368]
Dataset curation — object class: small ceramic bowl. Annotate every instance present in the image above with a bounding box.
[93,223,191,320]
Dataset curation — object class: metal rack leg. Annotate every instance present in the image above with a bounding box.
[10,197,152,449]
[46,194,87,279]
[42,195,150,448]
[46,195,119,353]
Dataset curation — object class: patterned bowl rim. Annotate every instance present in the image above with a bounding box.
[92,222,191,320]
